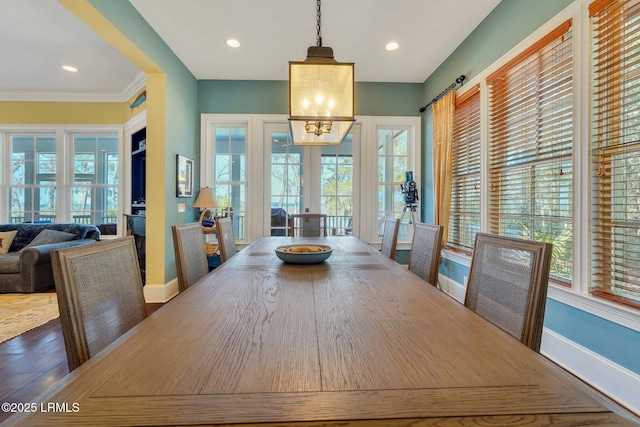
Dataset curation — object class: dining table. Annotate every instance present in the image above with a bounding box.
[4,236,637,426]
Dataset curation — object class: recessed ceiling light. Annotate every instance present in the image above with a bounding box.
[385,42,399,51]
[225,38,241,48]
[62,65,78,72]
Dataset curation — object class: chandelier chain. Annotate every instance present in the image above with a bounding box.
[316,0,322,47]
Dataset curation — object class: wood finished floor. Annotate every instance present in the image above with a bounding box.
[0,302,163,424]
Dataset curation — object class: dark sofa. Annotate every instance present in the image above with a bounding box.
[0,223,100,293]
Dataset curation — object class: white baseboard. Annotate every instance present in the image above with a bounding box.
[541,328,640,416]
[143,278,179,303]
[438,274,466,303]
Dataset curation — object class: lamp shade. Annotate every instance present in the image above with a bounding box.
[193,187,217,209]
[289,46,355,145]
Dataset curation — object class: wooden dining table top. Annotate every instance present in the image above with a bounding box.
[6,236,637,426]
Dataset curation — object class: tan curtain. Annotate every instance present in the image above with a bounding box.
[432,90,456,245]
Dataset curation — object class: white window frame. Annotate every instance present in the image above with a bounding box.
[67,132,120,226]
[200,115,255,244]
[0,125,124,228]
[440,0,640,330]
[200,114,421,248]
[4,131,58,223]
[362,117,422,248]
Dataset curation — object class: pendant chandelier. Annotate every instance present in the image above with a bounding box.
[288,0,355,145]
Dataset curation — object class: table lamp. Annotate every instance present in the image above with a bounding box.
[193,187,217,222]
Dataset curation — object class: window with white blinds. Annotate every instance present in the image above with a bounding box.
[449,85,480,251]
[590,0,640,307]
[486,20,573,283]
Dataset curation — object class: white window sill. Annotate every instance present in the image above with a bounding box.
[442,248,471,267]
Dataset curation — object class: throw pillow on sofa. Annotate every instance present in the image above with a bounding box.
[0,230,18,254]
[24,229,75,248]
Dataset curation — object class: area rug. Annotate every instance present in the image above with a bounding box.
[0,293,59,344]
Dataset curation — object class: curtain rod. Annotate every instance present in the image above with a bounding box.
[419,75,465,113]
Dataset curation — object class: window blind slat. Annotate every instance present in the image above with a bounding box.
[591,0,640,306]
[593,28,640,61]
[486,20,573,84]
[488,21,573,283]
[589,0,619,16]
[449,89,481,251]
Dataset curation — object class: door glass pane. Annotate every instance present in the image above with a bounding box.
[270,131,303,236]
[377,127,412,239]
[266,123,358,238]
[320,136,353,235]
[213,127,247,240]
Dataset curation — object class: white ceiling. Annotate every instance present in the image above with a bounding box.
[0,0,501,102]
[0,0,143,101]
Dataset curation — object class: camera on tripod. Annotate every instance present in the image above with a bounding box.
[400,171,419,207]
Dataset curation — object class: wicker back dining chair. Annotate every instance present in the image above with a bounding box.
[380,217,400,260]
[408,223,444,286]
[464,233,553,352]
[172,223,209,292]
[289,213,327,237]
[51,236,147,371]
[216,217,237,263]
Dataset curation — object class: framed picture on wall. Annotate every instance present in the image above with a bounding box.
[176,155,194,197]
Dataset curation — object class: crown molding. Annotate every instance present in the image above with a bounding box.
[0,91,123,102]
[0,71,146,103]
[121,71,147,101]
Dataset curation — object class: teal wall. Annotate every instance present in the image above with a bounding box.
[198,80,288,114]
[439,257,468,285]
[356,82,423,116]
[89,0,199,280]
[198,80,422,116]
[545,299,640,373]
[423,0,640,376]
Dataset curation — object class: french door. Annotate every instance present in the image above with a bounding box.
[264,122,360,237]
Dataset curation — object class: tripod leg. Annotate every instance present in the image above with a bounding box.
[411,206,420,224]
[399,206,408,225]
